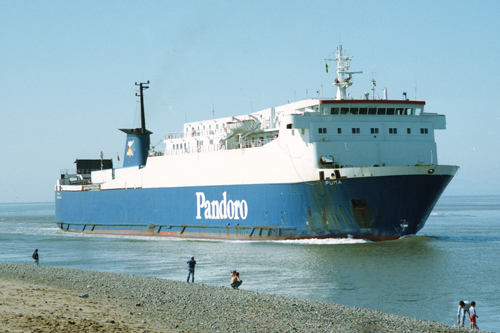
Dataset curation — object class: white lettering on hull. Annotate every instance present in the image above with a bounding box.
[325,180,342,185]
[196,191,248,220]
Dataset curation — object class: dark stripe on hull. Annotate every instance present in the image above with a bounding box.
[55,173,454,241]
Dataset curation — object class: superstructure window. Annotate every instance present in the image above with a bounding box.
[370,128,379,134]
[286,124,292,129]
[337,128,342,134]
[318,128,327,134]
[331,107,340,115]
[407,128,411,134]
[352,128,360,134]
[389,128,397,134]
[420,128,429,134]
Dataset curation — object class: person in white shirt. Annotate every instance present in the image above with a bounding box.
[457,300,471,327]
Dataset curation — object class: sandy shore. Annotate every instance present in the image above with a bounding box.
[0,263,480,332]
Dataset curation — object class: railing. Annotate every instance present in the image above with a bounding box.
[60,169,77,176]
[156,137,276,157]
[60,168,107,175]
[166,128,228,140]
[226,137,274,150]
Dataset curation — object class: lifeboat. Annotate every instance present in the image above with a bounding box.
[226,119,255,134]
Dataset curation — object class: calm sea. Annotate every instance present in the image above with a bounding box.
[0,195,499,332]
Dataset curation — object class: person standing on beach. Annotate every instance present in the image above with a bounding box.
[457,300,471,327]
[186,256,196,283]
[32,249,39,266]
[469,301,479,329]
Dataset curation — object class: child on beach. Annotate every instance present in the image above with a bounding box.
[469,301,479,329]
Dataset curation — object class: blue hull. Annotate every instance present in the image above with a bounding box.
[55,173,454,241]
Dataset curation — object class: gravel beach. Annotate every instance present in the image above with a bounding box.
[0,262,483,332]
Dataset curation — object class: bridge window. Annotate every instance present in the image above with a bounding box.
[386,108,395,115]
[331,107,340,114]
[396,108,404,115]
[341,107,349,114]
[359,107,368,115]
[377,108,386,115]
[350,107,359,115]
[368,108,377,115]
[286,124,292,129]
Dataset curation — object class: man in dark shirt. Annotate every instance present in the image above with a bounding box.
[32,249,39,266]
[187,256,196,283]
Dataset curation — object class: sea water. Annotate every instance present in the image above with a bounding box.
[0,196,498,331]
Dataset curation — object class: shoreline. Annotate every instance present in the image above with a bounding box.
[0,263,478,332]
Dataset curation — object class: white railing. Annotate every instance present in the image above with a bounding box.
[157,137,276,157]
[167,128,228,140]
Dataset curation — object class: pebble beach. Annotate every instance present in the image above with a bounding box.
[0,263,484,332]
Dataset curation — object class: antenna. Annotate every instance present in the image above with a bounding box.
[371,72,377,100]
[325,45,362,100]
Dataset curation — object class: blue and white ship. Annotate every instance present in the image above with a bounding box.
[55,46,458,241]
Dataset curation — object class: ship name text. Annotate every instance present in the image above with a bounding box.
[196,191,248,220]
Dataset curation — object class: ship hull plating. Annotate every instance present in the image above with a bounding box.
[55,172,454,241]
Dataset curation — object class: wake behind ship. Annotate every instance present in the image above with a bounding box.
[55,46,458,241]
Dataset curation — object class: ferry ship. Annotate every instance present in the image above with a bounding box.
[55,46,458,241]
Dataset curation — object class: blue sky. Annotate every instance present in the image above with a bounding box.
[1,1,499,202]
